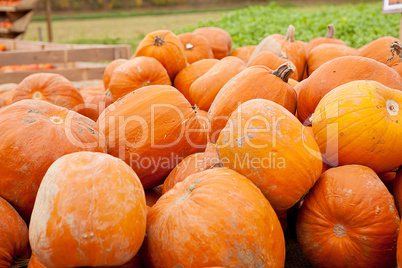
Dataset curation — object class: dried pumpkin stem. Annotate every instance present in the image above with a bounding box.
[11,258,30,268]
[153,35,165,46]
[388,41,402,62]
[271,62,296,83]
[284,25,295,42]
[325,24,336,38]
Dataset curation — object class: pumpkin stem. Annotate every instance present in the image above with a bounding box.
[284,25,295,42]
[388,41,402,62]
[185,43,194,50]
[325,24,336,38]
[153,35,165,46]
[271,62,296,83]
[11,258,30,268]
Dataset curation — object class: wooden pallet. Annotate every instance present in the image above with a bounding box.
[0,0,40,38]
[0,38,132,83]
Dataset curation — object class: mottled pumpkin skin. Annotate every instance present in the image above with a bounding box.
[312,80,402,174]
[109,56,171,101]
[216,99,322,211]
[0,100,106,223]
[134,30,187,81]
[12,73,85,113]
[193,27,232,60]
[103,59,128,90]
[29,152,147,268]
[208,65,297,143]
[189,56,245,111]
[173,59,218,104]
[178,33,214,64]
[98,85,207,189]
[143,168,285,268]
[0,196,30,267]
[297,165,400,268]
[297,56,402,125]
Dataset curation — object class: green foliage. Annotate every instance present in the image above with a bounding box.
[175,2,401,49]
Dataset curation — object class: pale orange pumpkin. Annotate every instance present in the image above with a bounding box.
[312,80,402,173]
[103,58,128,90]
[98,85,207,189]
[143,168,285,267]
[297,165,400,268]
[0,100,106,222]
[109,56,171,101]
[359,36,400,67]
[29,152,146,267]
[189,56,245,111]
[134,30,187,81]
[173,58,218,104]
[193,27,232,59]
[230,45,256,63]
[216,99,322,211]
[178,32,214,64]
[305,24,345,56]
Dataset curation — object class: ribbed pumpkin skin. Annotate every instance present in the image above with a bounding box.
[208,65,297,143]
[247,51,298,80]
[109,56,171,101]
[178,33,214,64]
[305,36,345,57]
[230,45,256,63]
[297,165,400,268]
[193,27,232,60]
[143,168,285,268]
[0,100,106,223]
[134,30,187,81]
[307,43,358,75]
[29,152,146,268]
[312,80,402,174]
[98,85,207,189]
[173,59,218,104]
[297,56,402,125]
[359,36,400,67]
[103,58,128,90]
[216,99,322,211]
[162,143,220,194]
[12,73,85,113]
[0,196,30,267]
[189,56,245,111]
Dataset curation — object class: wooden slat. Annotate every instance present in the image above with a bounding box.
[9,10,34,33]
[1,45,132,65]
[0,66,107,83]
[0,0,40,12]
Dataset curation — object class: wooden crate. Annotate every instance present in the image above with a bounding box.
[0,38,132,83]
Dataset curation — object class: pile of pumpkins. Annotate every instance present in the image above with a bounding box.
[1,23,402,267]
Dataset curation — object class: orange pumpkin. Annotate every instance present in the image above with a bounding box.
[145,185,163,207]
[0,196,30,267]
[12,73,85,113]
[28,254,46,268]
[359,36,400,67]
[297,56,402,125]
[162,143,220,194]
[398,227,402,268]
[296,165,400,268]
[379,171,397,193]
[83,94,113,121]
[305,24,345,56]
[307,43,358,75]
[288,78,299,88]
[79,85,105,98]
[0,100,106,222]
[134,30,187,81]
[109,56,171,101]
[247,50,299,80]
[98,85,207,189]
[189,56,245,111]
[143,168,285,267]
[393,169,402,214]
[173,58,218,104]
[392,62,402,77]
[178,32,214,64]
[230,45,256,63]
[208,63,297,143]
[250,25,306,81]
[216,99,322,211]
[29,152,146,267]
[193,27,232,60]
[103,59,128,90]
[312,80,402,173]
[0,83,17,108]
